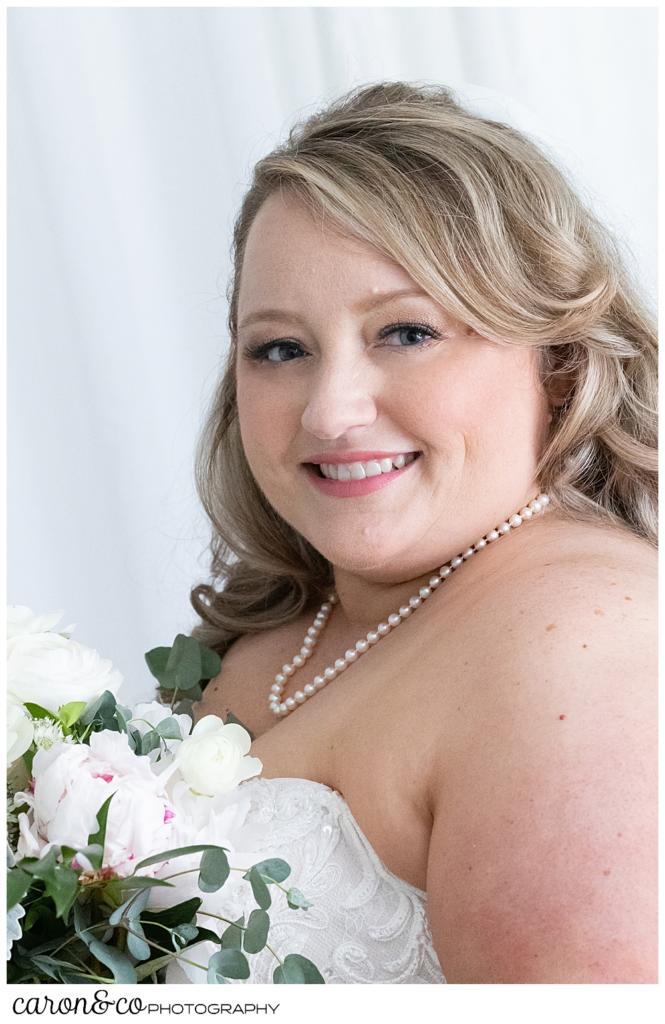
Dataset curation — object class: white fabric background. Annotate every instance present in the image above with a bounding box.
[8,6,657,703]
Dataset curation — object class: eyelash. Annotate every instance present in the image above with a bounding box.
[241,321,442,364]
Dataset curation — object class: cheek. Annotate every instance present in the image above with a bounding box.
[236,375,289,463]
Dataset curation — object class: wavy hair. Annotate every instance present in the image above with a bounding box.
[189,81,657,664]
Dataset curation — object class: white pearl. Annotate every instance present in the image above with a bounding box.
[324,667,337,679]
[419,586,431,599]
[451,556,463,569]
[462,548,475,559]
[367,631,380,644]
[486,529,499,542]
[519,506,532,519]
[377,622,391,635]
[388,612,402,625]
[334,658,347,671]
[409,596,422,609]
[304,683,315,695]
[275,673,286,686]
[498,522,511,534]
[282,664,294,676]
[429,576,441,588]
[356,639,369,652]
[294,691,306,703]
[345,649,358,661]
[270,683,282,694]
[321,602,332,613]
[329,594,338,603]
[300,646,312,658]
[271,705,281,715]
[474,538,487,549]
[538,493,550,506]
[509,514,522,528]
[269,695,279,705]
[285,697,296,709]
[304,635,316,647]
[439,566,451,578]
[292,655,304,668]
[279,703,288,713]
[313,675,325,688]
[529,499,542,512]
[399,605,412,617]
[307,626,319,638]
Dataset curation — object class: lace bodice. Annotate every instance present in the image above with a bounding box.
[227,776,445,984]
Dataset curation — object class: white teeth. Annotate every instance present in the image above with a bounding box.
[318,453,417,480]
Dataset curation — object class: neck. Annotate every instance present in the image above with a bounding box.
[329,495,553,637]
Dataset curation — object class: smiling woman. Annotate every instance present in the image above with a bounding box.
[187,82,657,983]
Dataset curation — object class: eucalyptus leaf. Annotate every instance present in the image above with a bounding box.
[286,887,313,910]
[220,916,245,950]
[163,634,202,692]
[88,939,138,983]
[7,867,32,909]
[138,729,161,756]
[244,866,271,910]
[207,948,250,981]
[253,858,291,883]
[171,923,199,950]
[132,843,227,873]
[200,644,222,681]
[141,897,202,930]
[145,646,171,684]
[243,909,269,954]
[199,847,230,892]
[126,923,152,961]
[155,717,183,741]
[274,953,324,984]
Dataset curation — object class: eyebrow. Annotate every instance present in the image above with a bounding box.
[237,287,433,330]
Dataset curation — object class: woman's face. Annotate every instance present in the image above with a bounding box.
[235,192,552,580]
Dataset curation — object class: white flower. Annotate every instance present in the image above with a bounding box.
[7,605,71,640]
[7,903,26,959]
[7,630,122,715]
[174,716,262,797]
[15,731,174,876]
[7,698,34,765]
[32,719,67,751]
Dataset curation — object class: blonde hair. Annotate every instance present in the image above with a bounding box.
[190,81,657,661]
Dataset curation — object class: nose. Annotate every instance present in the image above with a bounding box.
[300,359,378,440]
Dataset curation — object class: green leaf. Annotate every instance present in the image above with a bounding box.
[171,923,199,950]
[274,953,325,984]
[198,848,230,893]
[57,701,87,730]
[20,848,79,919]
[132,843,228,873]
[88,939,138,983]
[145,646,171,683]
[134,953,176,981]
[244,866,271,910]
[207,949,250,982]
[23,702,59,722]
[137,729,161,757]
[225,710,255,741]
[113,704,134,733]
[78,691,119,733]
[86,793,115,869]
[220,916,244,949]
[141,897,202,930]
[7,867,32,909]
[243,909,269,954]
[286,887,313,910]
[155,717,183,741]
[253,858,291,883]
[200,644,222,682]
[163,634,203,692]
[126,923,152,961]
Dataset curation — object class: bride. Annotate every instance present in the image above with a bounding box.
[189,82,657,983]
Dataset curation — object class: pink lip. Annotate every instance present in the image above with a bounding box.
[303,454,420,497]
[305,450,418,465]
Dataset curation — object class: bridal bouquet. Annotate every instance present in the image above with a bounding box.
[6,607,323,984]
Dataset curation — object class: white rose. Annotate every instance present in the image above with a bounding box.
[174,716,262,797]
[7,698,34,765]
[7,631,122,714]
[16,731,174,876]
[7,605,69,639]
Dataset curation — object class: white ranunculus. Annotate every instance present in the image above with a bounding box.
[174,716,262,797]
[7,698,34,765]
[15,731,174,876]
[7,605,68,640]
[7,631,122,715]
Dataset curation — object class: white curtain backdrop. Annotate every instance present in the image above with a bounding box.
[8,6,657,703]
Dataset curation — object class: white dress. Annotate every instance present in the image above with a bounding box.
[229,776,446,984]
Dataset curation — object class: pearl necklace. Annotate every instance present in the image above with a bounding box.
[268,493,551,718]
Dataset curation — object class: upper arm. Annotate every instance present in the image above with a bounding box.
[426,565,657,983]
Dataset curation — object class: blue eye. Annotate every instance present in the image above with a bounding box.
[242,321,441,364]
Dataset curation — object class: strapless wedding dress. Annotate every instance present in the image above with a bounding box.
[228,776,445,984]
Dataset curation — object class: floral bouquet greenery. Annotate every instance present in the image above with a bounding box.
[6,607,323,984]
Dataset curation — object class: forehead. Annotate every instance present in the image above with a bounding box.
[237,192,420,315]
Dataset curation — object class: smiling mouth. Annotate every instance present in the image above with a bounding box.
[307,452,422,479]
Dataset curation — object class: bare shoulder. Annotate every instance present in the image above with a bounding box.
[192,613,313,735]
[425,516,657,982]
